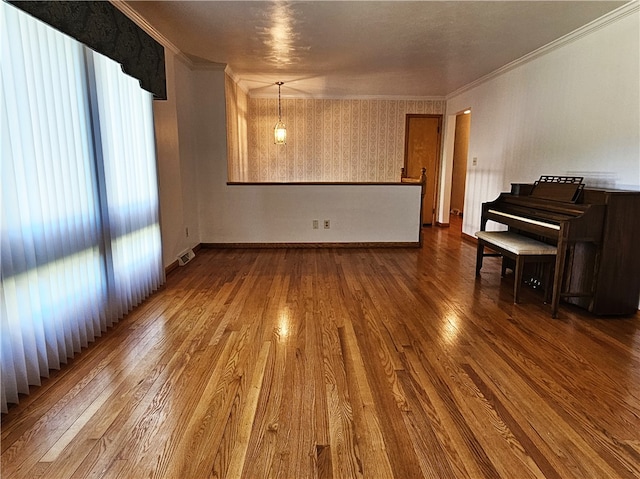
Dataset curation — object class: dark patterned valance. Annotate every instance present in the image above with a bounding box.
[8,1,166,100]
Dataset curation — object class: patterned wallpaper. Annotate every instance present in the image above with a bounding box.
[230,96,444,182]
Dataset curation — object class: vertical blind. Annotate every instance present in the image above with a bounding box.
[1,2,164,413]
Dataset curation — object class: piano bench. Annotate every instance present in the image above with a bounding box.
[475,231,557,304]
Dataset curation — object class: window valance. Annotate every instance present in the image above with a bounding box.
[8,1,166,99]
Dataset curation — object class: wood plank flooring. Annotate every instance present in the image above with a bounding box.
[2,224,639,478]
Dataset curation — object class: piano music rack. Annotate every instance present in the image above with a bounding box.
[535,176,584,184]
[530,175,584,203]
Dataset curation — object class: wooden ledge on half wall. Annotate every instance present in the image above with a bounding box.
[226,181,421,186]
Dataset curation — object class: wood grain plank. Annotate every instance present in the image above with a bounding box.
[338,321,395,478]
[321,315,363,479]
[225,340,272,478]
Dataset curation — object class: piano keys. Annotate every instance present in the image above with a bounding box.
[486,209,560,231]
[480,176,640,317]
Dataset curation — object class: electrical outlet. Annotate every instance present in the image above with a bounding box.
[312,219,319,229]
[324,220,330,229]
[472,157,478,166]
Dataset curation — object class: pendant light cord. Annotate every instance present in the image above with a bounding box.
[276,81,283,120]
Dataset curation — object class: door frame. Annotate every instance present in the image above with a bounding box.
[449,111,471,225]
[403,114,443,226]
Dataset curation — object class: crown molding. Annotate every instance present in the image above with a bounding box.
[188,61,227,71]
[446,0,640,100]
[249,92,446,101]
[224,66,250,95]
[110,0,194,68]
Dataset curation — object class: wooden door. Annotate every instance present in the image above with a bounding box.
[404,115,442,225]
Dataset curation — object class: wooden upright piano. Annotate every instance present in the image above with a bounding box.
[480,176,640,317]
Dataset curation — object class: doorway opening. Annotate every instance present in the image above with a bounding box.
[449,110,471,232]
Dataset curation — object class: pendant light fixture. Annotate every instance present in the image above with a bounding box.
[274,81,286,145]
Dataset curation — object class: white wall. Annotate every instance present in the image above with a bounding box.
[153,52,184,267]
[204,184,421,244]
[174,56,201,252]
[444,6,639,237]
[153,53,200,266]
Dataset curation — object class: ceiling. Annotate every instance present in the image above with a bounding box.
[125,1,628,98]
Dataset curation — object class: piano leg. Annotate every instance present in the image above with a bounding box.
[514,257,523,303]
[543,263,553,304]
[551,235,568,318]
[475,241,484,277]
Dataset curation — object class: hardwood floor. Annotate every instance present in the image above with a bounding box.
[2,225,639,478]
